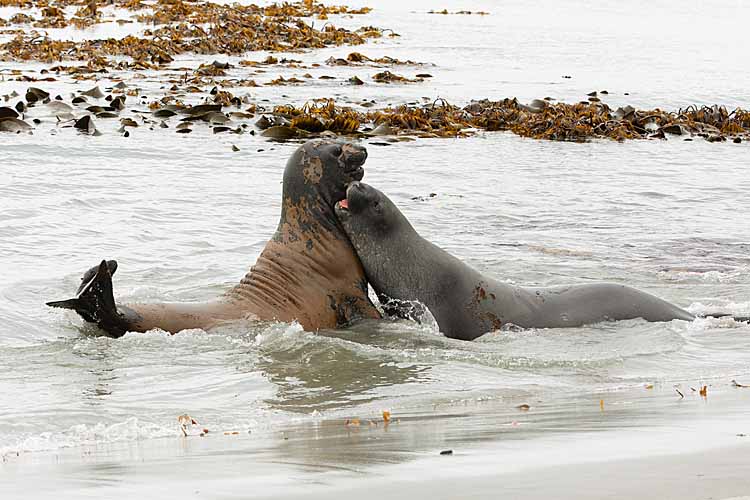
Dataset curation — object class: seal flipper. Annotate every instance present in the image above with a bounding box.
[47,260,130,338]
[76,260,117,295]
[378,293,426,323]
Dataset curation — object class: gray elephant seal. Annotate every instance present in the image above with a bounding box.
[335,182,696,341]
[47,140,380,337]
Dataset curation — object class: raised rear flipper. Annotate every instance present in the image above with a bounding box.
[47,260,130,338]
[76,260,117,295]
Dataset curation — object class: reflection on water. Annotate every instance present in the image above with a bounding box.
[257,327,431,412]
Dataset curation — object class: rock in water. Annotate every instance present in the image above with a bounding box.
[74,115,98,135]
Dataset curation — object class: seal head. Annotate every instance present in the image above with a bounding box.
[278,140,367,237]
[335,181,420,312]
[335,180,411,241]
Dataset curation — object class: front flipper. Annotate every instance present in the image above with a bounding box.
[378,293,426,323]
[47,260,130,338]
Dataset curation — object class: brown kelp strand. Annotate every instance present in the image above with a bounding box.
[326,52,429,66]
[0,0,386,65]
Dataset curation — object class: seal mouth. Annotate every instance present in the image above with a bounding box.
[342,146,367,167]
[340,144,367,182]
[335,184,355,215]
[344,166,365,182]
[336,180,366,215]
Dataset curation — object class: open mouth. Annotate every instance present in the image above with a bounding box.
[335,186,354,213]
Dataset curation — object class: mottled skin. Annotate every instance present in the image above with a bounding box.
[336,182,694,341]
[51,140,380,336]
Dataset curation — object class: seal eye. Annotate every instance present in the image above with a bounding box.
[331,145,343,157]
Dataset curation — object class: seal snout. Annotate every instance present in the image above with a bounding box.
[340,144,367,181]
[340,181,373,214]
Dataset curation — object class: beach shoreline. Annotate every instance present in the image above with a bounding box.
[4,383,750,499]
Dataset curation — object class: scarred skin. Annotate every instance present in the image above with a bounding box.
[336,182,695,341]
[57,140,380,335]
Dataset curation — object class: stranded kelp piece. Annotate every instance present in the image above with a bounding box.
[47,140,379,337]
[0,0,385,66]
[326,52,428,66]
[277,100,361,134]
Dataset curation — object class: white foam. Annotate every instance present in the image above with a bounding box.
[0,417,176,458]
[658,268,747,284]
[253,321,304,346]
[687,315,749,331]
[688,301,750,318]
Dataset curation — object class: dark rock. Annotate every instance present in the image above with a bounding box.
[25,87,49,103]
[0,106,18,119]
[74,115,97,134]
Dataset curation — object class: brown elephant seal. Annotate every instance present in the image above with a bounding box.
[47,140,380,337]
[335,182,698,341]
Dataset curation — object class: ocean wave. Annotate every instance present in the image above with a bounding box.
[658,267,749,284]
[0,417,177,458]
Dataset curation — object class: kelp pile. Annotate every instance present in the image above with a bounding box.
[0,0,386,66]
[274,100,361,134]
[462,99,750,142]
[2,82,749,144]
[266,97,750,143]
[246,97,750,142]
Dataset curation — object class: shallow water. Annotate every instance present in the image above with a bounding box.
[1,0,750,487]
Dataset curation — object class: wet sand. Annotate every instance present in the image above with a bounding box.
[4,385,750,499]
[293,445,750,500]
[5,429,750,500]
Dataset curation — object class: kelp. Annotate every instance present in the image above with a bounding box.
[326,52,429,66]
[0,0,383,65]
[5,76,749,143]
[275,99,361,133]
[270,98,750,142]
[428,9,489,15]
[372,71,423,83]
[461,99,750,143]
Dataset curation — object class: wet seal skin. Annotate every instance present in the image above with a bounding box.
[335,182,700,341]
[47,140,380,337]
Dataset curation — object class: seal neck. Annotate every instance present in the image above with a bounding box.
[228,233,369,329]
[273,194,344,243]
[228,193,369,328]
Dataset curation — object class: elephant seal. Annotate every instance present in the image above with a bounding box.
[48,140,380,337]
[335,182,696,341]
